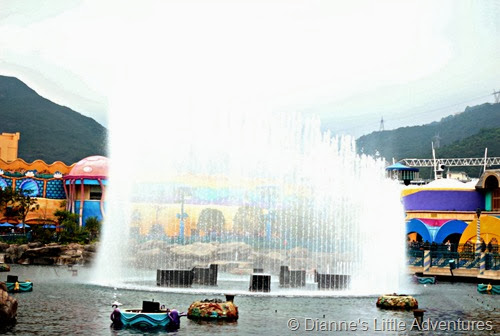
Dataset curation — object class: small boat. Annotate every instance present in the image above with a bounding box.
[6,281,33,293]
[414,276,436,285]
[187,295,239,321]
[4,275,33,292]
[111,300,184,331]
[376,294,418,310]
[477,284,500,295]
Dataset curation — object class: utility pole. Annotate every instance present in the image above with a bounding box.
[432,133,441,149]
[493,89,500,104]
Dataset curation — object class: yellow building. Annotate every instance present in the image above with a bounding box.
[0,132,20,162]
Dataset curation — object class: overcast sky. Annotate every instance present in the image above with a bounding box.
[1,0,499,137]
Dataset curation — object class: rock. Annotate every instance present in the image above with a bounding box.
[170,243,218,262]
[82,251,96,264]
[0,264,10,272]
[22,245,63,258]
[27,242,42,249]
[5,245,28,263]
[1,243,96,266]
[83,243,98,252]
[32,257,56,265]
[253,251,285,274]
[0,283,17,325]
[287,247,309,258]
[0,243,9,253]
[216,242,252,261]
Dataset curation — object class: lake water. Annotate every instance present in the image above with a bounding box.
[0,265,498,335]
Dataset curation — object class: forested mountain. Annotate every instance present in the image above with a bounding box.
[356,103,500,162]
[0,75,107,164]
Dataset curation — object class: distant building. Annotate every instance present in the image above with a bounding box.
[403,172,500,248]
[0,132,108,227]
[0,132,20,163]
[0,155,72,225]
[385,162,420,185]
[64,156,108,226]
[446,170,471,182]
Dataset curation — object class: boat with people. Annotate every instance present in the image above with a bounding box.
[110,300,185,331]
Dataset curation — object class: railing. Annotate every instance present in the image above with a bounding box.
[407,246,500,270]
[408,242,499,254]
[0,233,28,242]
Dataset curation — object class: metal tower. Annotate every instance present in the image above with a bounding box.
[494,89,500,104]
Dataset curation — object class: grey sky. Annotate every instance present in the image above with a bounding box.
[1,0,499,137]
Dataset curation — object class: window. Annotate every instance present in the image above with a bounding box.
[89,185,102,200]
[492,189,500,211]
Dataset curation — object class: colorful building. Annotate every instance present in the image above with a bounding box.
[403,173,500,249]
[64,156,108,226]
[0,154,108,227]
[0,157,72,225]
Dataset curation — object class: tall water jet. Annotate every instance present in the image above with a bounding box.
[92,96,406,294]
[91,20,407,293]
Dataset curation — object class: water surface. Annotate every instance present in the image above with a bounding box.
[1,265,498,335]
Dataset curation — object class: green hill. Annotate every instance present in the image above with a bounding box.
[356,103,500,162]
[0,75,107,164]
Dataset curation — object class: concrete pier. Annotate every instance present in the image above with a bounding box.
[157,264,219,287]
[279,266,306,287]
[192,264,218,286]
[249,273,271,292]
[157,269,194,287]
[315,272,350,289]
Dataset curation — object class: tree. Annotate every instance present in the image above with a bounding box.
[14,191,39,233]
[232,206,264,236]
[197,208,225,235]
[54,209,81,243]
[0,187,16,217]
[85,216,101,241]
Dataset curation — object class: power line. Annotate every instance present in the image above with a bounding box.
[332,93,493,134]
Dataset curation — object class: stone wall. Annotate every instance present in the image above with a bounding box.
[0,242,97,266]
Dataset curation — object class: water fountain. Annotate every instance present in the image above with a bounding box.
[92,99,407,295]
[90,56,407,295]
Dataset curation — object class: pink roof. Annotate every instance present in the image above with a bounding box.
[66,155,108,178]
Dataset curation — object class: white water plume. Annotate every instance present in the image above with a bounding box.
[92,83,407,294]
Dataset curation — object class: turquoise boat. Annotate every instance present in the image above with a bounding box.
[119,309,173,329]
[477,284,500,295]
[416,276,436,284]
[111,301,181,331]
[6,281,33,292]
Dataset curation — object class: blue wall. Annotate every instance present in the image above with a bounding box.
[74,200,103,225]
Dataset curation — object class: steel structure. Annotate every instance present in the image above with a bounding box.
[400,157,500,167]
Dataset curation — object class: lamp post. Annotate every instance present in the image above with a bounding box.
[475,208,482,255]
[176,188,191,243]
[261,186,277,243]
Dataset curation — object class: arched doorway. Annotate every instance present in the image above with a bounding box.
[407,232,422,242]
[441,233,461,252]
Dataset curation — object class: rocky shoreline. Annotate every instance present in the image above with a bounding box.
[0,242,97,266]
[0,282,17,325]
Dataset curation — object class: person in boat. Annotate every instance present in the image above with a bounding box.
[110,301,123,329]
[166,309,187,331]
